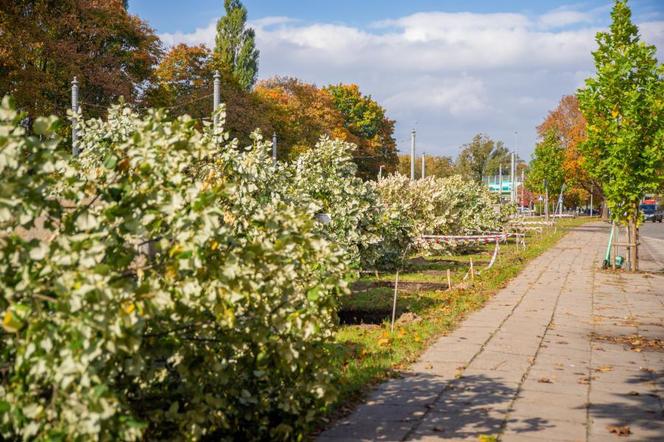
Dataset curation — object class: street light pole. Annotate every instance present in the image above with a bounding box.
[410,129,416,181]
[421,151,425,179]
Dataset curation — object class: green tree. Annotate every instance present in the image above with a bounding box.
[526,129,566,215]
[456,134,512,183]
[326,84,398,179]
[214,0,259,90]
[577,0,664,270]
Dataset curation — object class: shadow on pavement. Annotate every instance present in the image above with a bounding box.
[585,370,664,441]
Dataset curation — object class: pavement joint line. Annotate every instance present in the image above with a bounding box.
[496,233,586,441]
[586,229,601,442]
[399,235,572,441]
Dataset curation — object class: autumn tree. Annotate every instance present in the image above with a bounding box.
[538,95,603,213]
[0,0,161,120]
[397,154,456,179]
[326,84,398,179]
[577,0,663,270]
[145,44,271,145]
[255,77,356,160]
[456,134,513,183]
[214,0,259,90]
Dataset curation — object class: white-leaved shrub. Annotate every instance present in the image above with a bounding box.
[0,99,348,441]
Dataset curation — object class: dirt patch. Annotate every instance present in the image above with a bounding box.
[590,333,664,352]
[351,280,448,293]
[338,309,396,325]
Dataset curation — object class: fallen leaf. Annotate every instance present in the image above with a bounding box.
[595,365,613,373]
[628,391,640,396]
[607,425,631,436]
[538,377,553,384]
[432,426,444,432]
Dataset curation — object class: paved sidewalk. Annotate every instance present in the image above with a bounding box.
[319,223,664,441]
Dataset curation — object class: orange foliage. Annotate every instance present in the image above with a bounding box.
[537,95,598,196]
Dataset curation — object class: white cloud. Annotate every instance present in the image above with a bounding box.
[538,10,594,29]
[159,9,664,159]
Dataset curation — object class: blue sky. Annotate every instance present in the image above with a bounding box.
[129,1,664,159]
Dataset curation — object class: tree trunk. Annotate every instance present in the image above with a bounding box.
[628,216,638,272]
[601,199,609,221]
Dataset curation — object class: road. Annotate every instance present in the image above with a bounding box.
[640,222,664,271]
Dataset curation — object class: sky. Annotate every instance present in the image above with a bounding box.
[129,1,664,160]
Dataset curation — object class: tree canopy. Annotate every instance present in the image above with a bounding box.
[456,134,513,183]
[0,0,161,120]
[214,0,259,90]
[526,129,566,195]
[577,0,663,223]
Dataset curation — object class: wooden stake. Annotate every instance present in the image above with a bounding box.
[470,258,475,280]
[446,269,452,290]
[390,270,399,333]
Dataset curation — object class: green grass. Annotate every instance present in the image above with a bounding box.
[320,217,590,426]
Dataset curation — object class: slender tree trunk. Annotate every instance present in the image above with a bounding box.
[628,215,638,272]
[601,199,609,221]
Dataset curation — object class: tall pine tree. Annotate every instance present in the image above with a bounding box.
[578,0,663,271]
[214,0,259,90]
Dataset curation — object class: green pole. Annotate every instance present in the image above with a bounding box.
[603,222,615,268]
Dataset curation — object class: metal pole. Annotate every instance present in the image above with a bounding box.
[213,71,221,129]
[71,77,79,156]
[410,129,416,181]
[545,181,549,221]
[421,151,425,179]
[590,184,594,216]
[510,151,515,203]
[520,169,525,210]
[272,132,277,164]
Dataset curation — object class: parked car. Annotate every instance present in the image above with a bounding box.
[640,203,663,222]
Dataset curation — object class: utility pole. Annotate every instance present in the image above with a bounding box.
[213,71,221,129]
[272,132,277,164]
[510,151,515,203]
[520,169,525,210]
[410,129,416,181]
[71,77,79,156]
[544,179,549,221]
[421,151,425,179]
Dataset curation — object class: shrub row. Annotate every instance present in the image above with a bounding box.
[0,99,504,440]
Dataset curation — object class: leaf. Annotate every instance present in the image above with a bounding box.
[538,377,554,384]
[607,425,631,436]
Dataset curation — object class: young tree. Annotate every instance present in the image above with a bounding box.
[214,0,259,90]
[456,134,512,183]
[577,0,664,271]
[0,0,161,120]
[526,129,566,216]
